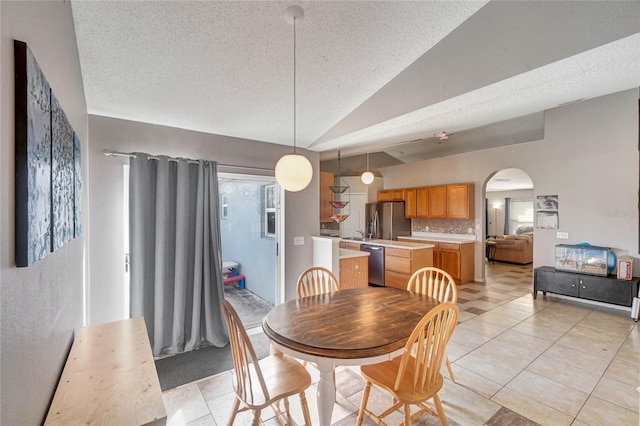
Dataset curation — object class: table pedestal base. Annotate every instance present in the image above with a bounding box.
[316,360,336,426]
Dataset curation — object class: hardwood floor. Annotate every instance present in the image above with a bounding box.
[163,262,639,425]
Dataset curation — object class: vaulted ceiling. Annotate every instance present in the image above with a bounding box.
[72,1,640,168]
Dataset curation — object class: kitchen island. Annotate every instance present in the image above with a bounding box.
[338,237,434,290]
[398,234,475,284]
[312,236,434,290]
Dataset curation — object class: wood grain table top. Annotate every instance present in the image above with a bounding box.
[263,287,439,359]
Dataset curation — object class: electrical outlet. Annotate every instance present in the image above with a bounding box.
[294,236,305,246]
[556,232,569,239]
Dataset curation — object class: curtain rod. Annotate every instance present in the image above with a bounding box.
[102,149,274,172]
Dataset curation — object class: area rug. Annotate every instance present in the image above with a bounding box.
[155,332,271,391]
[155,286,274,391]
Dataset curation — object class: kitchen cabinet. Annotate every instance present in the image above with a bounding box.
[404,188,417,218]
[384,246,433,290]
[534,266,639,307]
[377,189,404,202]
[447,184,475,219]
[340,256,368,289]
[339,241,361,250]
[398,238,475,284]
[320,172,334,223]
[416,187,429,218]
[428,186,447,218]
[377,183,474,219]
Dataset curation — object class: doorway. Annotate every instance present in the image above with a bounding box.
[484,168,534,279]
[340,192,367,238]
[218,173,280,327]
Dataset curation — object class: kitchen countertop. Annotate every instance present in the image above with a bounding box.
[399,235,476,245]
[339,248,369,259]
[340,238,434,250]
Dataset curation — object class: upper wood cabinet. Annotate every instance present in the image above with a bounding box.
[404,188,417,218]
[377,189,404,202]
[428,186,447,218]
[416,187,429,218]
[447,183,475,219]
[320,172,334,223]
[377,183,474,219]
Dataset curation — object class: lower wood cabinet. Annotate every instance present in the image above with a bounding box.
[398,238,474,284]
[534,266,639,307]
[384,247,433,290]
[339,256,368,289]
[340,241,361,250]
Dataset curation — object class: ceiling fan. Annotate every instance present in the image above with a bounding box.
[434,130,451,144]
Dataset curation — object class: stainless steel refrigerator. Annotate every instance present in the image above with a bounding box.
[365,201,411,240]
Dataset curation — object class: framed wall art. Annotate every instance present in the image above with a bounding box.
[14,40,82,267]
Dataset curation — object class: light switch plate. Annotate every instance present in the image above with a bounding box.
[556,232,569,239]
[294,236,305,246]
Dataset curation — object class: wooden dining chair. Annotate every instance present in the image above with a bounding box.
[221,300,312,426]
[295,266,339,398]
[407,266,458,382]
[356,302,459,426]
[296,266,339,298]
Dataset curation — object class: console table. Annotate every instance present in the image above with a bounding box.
[534,266,639,307]
[45,317,166,425]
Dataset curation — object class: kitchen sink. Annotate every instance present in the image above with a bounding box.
[343,237,373,242]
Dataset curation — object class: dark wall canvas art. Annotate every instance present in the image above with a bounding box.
[52,92,75,250]
[15,40,82,267]
[15,40,52,267]
[74,133,82,237]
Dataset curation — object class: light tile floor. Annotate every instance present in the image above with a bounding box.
[162,263,640,425]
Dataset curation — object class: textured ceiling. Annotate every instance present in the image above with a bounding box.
[71,1,640,164]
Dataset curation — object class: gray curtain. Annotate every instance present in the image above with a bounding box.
[129,153,228,357]
[504,197,511,235]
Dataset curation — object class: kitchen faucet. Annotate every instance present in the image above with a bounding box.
[356,230,365,238]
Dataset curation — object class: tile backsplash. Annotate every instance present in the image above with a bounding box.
[413,218,475,235]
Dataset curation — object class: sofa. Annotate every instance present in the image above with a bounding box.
[488,234,533,264]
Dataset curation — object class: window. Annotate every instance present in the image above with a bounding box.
[220,194,228,220]
[264,184,275,237]
[509,200,534,234]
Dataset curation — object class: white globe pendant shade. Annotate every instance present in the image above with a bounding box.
[361,171,374,184]
[275,153,313,192]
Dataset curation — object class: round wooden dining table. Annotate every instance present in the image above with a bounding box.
[262,286,439,426]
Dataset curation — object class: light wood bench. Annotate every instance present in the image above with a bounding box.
[45,317,167,425]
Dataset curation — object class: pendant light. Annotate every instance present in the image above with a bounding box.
[361,151,374,184]
[275,5,313,192]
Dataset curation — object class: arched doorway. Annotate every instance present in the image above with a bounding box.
[483,168,534,279]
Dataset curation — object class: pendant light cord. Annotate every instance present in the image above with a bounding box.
[293,15,297,153]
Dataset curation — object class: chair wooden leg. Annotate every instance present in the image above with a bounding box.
[226,396,241,426]
[252,408,262,426]
[332,369,337,400]
[433,394,448,426]
[270,402,287,426]
[446,357,455,382]
[283,397,290,414]
[356,381,372,426]
[299,391,312,426]
[403,403,411,425]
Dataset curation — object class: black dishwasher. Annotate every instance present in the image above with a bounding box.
[360,244,385,286]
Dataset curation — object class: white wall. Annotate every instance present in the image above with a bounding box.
[380,89,639,280]
[0,2,88,424]
[88,115,319,324]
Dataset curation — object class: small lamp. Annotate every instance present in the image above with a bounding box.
[361,152,374,184]
[491,202,502,237]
